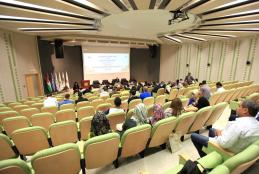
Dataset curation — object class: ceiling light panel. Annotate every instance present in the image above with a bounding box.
[188,0,233,14]
[165,0,190,11]
[0,0,94,21]
[184,32,237,38]
[200,23,259,29]
[165,35,182,43]
[203,13,259,24]
[19,27,98,32]
[0,6,90,23]
[191,30,259,37]
[0,15,93,26]
[176,34,206,41]
[202,1,259,20]
[181,0,209,11]
[18,0,104,18]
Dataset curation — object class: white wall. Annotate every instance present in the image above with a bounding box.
[0,30,41,102]
[160,34,259,83]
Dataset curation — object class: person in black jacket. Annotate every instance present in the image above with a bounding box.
[75,92,88,104]
[73,81,80,94]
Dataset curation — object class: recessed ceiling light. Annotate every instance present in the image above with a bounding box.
[177,34,206,41]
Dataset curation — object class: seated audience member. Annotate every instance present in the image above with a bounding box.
[132,103,148,125]
[187,92,197,106]
[176,79,183,89]
[109,97,124,114]
[43,93,58,107]
[73,81,80,94]
[216,82,225,93]
[90,111,111,137]
[199,80,211,100]
[75,92,88,104]
[150,104,165,125]
[58,94,74,107]
[100,86,110,97]
[128,89,140,104]
[164,98,184,117]
[140,86,152,100]
[165,81,172,94]
[191,100,259,157]
[185,96,210,112]
[118,118,137,138]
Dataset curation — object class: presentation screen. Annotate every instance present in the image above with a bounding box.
[83,53,130,83]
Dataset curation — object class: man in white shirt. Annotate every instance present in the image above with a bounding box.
[191,100,259,157]
[43,93,58,107]
[216,82,225,93]
[109,97,124,114]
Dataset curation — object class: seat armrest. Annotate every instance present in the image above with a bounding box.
[202,141,234,161]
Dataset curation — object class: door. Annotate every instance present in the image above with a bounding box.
[25,74,43,97]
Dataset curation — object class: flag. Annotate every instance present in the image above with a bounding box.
[55,73,59,91]
[45,73,52,93]
[61,72,65,90]
[65,72,70,88]
[51,73,57,92]
[58,72,62,91]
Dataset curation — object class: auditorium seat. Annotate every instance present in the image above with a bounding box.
[176,88,187,98]
[88,96,98,102]
[76,101,90,110]
[107,111,126,130]
[77,106,95,121]
[209,92,221,106]
[41,106,58,114]
[13,105,30,114]
[0,159,32,174]
[147,105,154,118]
[96,103,112,112]
[31,143,81,174]
[0,104,6,107]
[156,88,165,97]
[30,113,55,131]
[0,111,19,126]
[120,96,129,101]
[11,126,50,156]
[31,103,44,111]
[148,117,177,148]
[174,112,196,141]
[204,102,228,128]
[49,120,78,146]
[126,109,134,119]
[2,116,30,137]
[128,99,142,110]
[168,89,178,101]
[55,109,76,122]
[8,102,22,109]
[0,107,12,112]
[120,124,151,159]
[20,108,40,119]
[155,95,166,106]
[0,134,18,160]
[106,97,115,107]
[83,133,120,169]
[100,95,110,101]
[189,106,213,133]
[143,97,154,107]
[60,103,75,111]
[91,99,104,110]
[180,98,189,107]
[120,100,128,111]
[79,117,92,141]
[111,94,120,98]
[23,101,36,106]
[216,91,229,104]
[163,101,171,110]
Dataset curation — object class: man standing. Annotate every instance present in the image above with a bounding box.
[185,72,194,85]
[191,100,259,157]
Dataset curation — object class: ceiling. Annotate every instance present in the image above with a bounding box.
[1,0,259,45]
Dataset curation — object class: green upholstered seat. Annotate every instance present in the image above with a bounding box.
[0,133,18,160]
[31,143,81,174]
[0,159,32,174]
[84,133,120,169]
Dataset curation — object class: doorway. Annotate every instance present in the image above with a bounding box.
[25,73,43,97]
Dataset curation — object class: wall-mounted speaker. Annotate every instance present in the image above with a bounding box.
[207,63,211,67]
[54,39,64,58]
[148,45,157,58]
[246,60,251,65]
[186,64,189,67]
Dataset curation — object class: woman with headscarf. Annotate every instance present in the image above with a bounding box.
[90,111,111,137]
[150,104,165,125]
[131,103,148,125]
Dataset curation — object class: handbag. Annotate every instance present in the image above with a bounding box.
[177,160,208,174]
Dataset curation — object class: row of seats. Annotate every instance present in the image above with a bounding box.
[0,102,228,161]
